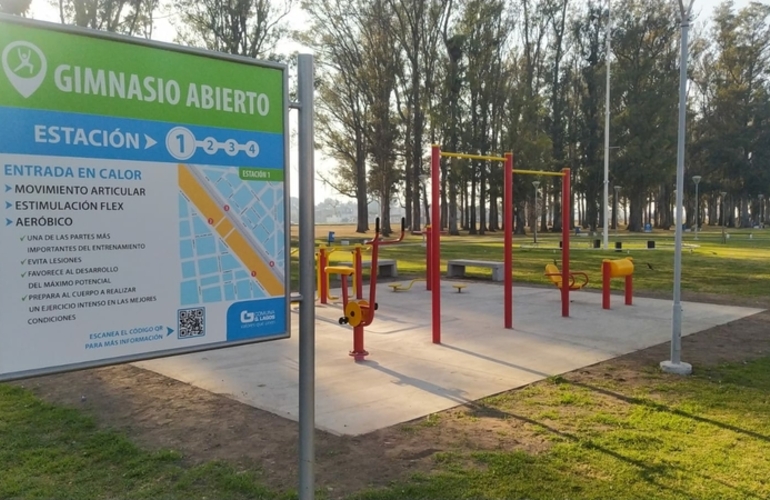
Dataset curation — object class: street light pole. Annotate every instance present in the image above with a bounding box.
[759,194,765,228]
[614,185,621,236]
[661,0,694,376]
[532,180,541,244]
[693,175,701,240]
[603,0,612,250]
[721,191,727,243]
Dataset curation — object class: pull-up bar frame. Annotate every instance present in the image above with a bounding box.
[505,164,571,329]
[430,145,571,344]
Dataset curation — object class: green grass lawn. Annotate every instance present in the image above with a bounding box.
[299,226,770,298]
[0,383,292,500]
[351,357,770,499]
[3,226,770,499]
[3,356,770,499]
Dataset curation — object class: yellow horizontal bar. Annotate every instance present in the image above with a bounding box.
[440,151,507,162]
[512,169,565,177]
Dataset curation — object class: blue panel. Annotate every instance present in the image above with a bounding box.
[201,275,220,287]
[201,287,222,303]
[226,298,286,341]
[224,284,236,301]
[179,220,191,238]
[236,279,252,299]
[197,257,219,276]
[193,216,210,236]
[179,239,194,259]
[180,281,199,306]
[0,106,285,168]
[195,236,216,256]
[181,261,197,279]
[221,254,240,271]
[233,186,253,209]
[216,177,234,197]
[261,189,274,208]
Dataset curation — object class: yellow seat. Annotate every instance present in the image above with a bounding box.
[545,264,589,291]
[325,266,356,276]
[452,284,467,293]
[389,284,403,292]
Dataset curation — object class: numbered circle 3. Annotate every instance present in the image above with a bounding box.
[224,139,239,157]
[166,127,197,160]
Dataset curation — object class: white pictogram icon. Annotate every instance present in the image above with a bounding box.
[14,49,35,74]
[2,41,47,98]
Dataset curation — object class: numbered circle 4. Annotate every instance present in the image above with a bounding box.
[166,127,197,160]
[203,137,218,155]
[244,140,260,158]
[224,139,239,157]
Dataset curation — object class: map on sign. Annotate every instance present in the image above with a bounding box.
[0,16,289,381]
[178,164,285,306]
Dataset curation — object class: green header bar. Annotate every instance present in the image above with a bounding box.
[0,19,284,133]
[239,167,284,182]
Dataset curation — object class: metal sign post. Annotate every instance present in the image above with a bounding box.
[296,54,316,500]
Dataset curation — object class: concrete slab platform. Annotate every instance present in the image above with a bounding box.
[135,283,762,436]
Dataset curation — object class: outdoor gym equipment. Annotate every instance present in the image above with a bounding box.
[388,278,426,292]
[337,217,405,360]
[317,245,346,302]
[602,257,634,309]
[544,263,589,291]
[429,145,572,343]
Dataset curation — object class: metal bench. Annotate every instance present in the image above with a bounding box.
[340,259,398,278]
[446,259,504,282]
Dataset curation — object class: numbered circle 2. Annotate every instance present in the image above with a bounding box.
[244,141,260,158]
[202,137,218,155]
[166,127,197,160]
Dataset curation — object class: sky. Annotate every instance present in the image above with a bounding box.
[27,0,753,202]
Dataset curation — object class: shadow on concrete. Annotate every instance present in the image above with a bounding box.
[362,360,471,406]
[439,343,551,378]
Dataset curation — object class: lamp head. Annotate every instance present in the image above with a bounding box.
[531,181,540,189]
[692,175,702,184]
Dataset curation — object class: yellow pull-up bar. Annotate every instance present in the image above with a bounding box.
[439,151,508,162]
[512,169,566,177]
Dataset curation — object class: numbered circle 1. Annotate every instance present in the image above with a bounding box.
[224,139,239,157]
[166,127,197,160]
[202,137,218,155]
[244,141,260,158]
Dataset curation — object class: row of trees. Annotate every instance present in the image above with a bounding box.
[307,0,770,234]
[4,0,768,234]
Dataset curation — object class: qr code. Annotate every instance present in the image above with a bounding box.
[177,307,205,339]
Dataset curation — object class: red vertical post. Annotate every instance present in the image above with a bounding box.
[426,226,432,291]
[319,247,328,304]
[354,246,363,299]
[625,274,633,306]
[340,274,349,307]
[602,260,611,310]
[504,153,513,329]
[351,326,366,361]
[561,168,571,318]
[431,145,441,343]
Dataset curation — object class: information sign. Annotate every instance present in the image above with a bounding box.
[0,16,290,380]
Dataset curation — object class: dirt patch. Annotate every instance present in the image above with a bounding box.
[14,291,770,498]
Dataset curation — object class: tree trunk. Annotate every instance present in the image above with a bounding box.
[356,141,368,233]
[628,190,644,232]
